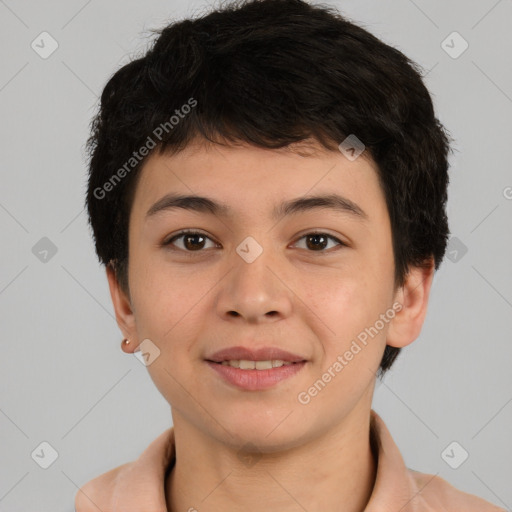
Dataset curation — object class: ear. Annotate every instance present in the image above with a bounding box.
[386,257,435,349]
[106,263,138,353]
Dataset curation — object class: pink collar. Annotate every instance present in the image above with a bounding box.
[76,410,504,511]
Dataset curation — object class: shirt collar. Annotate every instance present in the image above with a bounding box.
[85,409,427,511]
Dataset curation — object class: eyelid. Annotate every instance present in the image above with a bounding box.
[163,229,346,252]
[291,231,346,252]
[163,229,219,248]
[292,229,346,246]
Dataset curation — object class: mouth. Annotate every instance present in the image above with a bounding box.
[206,345,306,364]
[205,359,307,390]
[207,359,302,369]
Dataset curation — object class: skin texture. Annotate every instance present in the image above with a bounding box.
[107,137,434,512]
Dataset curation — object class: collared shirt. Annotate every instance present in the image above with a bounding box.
[75,410,506,511]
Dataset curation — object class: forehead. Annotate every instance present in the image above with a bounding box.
[130,137,384,224]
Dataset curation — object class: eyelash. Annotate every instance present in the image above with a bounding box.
[162,230,346,254]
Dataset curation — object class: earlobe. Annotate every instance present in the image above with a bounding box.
[386,258,435,349]
[106,263,138,349]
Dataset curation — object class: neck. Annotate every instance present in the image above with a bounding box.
[166,409,377,512]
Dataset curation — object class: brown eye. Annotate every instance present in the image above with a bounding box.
[294,232,344,252]
[164,231,217,251]
[306,233,328,250]
[163,230,344,254]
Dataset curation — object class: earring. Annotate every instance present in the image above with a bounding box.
[121,338,132,353]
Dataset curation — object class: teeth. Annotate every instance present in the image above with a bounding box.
[256,360,273,370]
[219,359,293,369]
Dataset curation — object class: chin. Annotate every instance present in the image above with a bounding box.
[217,413,311,453]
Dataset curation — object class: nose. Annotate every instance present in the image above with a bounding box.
[214,241,293,324]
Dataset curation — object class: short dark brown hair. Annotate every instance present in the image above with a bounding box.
[85,0,453,378]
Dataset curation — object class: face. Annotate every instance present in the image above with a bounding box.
[109,137,425,451]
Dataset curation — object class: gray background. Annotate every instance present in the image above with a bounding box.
[1,0,511,510]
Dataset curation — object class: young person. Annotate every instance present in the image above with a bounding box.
[75,0,505,510]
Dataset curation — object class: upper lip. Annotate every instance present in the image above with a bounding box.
[206,346,306,363]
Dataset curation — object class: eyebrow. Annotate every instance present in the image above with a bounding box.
[145,193,368,222]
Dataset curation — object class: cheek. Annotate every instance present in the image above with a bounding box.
[130,271,201,405]
[130,265,199,345]
[303,265,391,361]
[305,275,390,406]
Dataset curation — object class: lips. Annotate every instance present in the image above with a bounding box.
[206,360,306,390]
[206,345,306,363]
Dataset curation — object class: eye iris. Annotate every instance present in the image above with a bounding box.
[184,233,206,250]
[306,234,328,251]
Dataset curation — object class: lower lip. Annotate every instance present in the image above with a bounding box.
[206,361,307,390]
